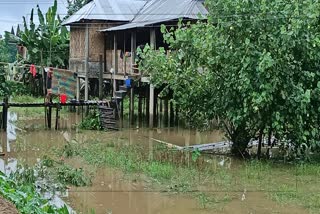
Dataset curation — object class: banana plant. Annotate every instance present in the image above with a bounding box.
[20,0,69,67]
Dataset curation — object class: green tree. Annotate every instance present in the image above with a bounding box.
[66,0,93,18]
[0,39,10,96]
[139,0,320,157]
[3,32,18,63]
[0,40,9,62]
[21,0,69,67]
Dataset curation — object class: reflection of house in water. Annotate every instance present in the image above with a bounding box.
[0,112,18,175]
[0,158,18,175]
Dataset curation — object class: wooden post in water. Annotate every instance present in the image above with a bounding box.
[47,97,52,129]
[84,24,89,102]
[129,82,135,125]
[76,66,80,101]
[99,55,103,100]
[160,99,163,115]
[149,28,156,128]
[76,66,80,114]
[120,100,124,127]
[138,95,143,125]
[175,104,179,126]
[164,99,169,126]
[169,100,174,126]
[55,105,60,130]
[113,32,118,97]
[146,88,150,122]
[149,84,155,128]
[2,98,8,132]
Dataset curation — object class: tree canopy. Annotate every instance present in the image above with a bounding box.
[21,0,69,67]
[66,0,93,18]
[0,40,10,96]
[139,0,320,157]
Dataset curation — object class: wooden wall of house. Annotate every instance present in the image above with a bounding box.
[69,22,117,78]
[89,23,109,62]
[70,26,85,60]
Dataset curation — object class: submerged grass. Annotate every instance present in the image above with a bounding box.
[57,139,320,212]
[0,172,69,214]
[11,156,93,191]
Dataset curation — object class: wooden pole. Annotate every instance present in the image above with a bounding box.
[149,28,156,127]
[164,99,169,126]
[76,66,80,101]
[130,85,134,125]
[146,89,150,122]
[47,97,52,129]
[131,31,136,74]
[104,34,107,74]
[150,28,156,49]
[84,24,89,101]
[120,100,124,126]
[99,55,103,100]
[2,98,8,132]
[124,32,126,75]
[113,33,118,97]
[138,95,143,125]
[169,100,174,126]
[55,106,60,130]
[175,104,179,126]
[149,84,155,127]
[160,99,163,114]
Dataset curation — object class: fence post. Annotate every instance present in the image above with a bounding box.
[2,97,8,132]
[99,55,103,100]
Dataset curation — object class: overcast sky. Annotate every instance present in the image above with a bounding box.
[0,0,67,35]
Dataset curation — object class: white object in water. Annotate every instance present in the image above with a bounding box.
[241,188,247,201]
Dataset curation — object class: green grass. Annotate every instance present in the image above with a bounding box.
[11,95,45,103]
[9,95,70,119]
[56,139,320,212]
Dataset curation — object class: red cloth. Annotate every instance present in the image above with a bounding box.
[60,94,67,104]
[29,64,36,77]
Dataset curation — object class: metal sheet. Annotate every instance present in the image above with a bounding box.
[103,0,208,31]
[63,0,147,25]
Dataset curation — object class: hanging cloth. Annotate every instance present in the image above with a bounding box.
[29,64,36,77]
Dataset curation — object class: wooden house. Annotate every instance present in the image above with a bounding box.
[63,0,207,125]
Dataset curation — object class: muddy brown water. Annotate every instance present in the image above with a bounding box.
[0,112,310,214]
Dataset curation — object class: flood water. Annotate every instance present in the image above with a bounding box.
[0,111,310,214]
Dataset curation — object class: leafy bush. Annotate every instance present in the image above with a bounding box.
[0,172,69,214]
[79,111,101,130]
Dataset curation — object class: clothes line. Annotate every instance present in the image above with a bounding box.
[0,62,74,73]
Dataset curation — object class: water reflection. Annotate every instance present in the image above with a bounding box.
[0,110,230,214]
[0,111,75,213]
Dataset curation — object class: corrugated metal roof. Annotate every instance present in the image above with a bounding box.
[103,0,208,32]
[62,0,147,25]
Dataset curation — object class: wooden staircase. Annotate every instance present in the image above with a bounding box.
[98,105,118,131]
[99,84,128,131]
